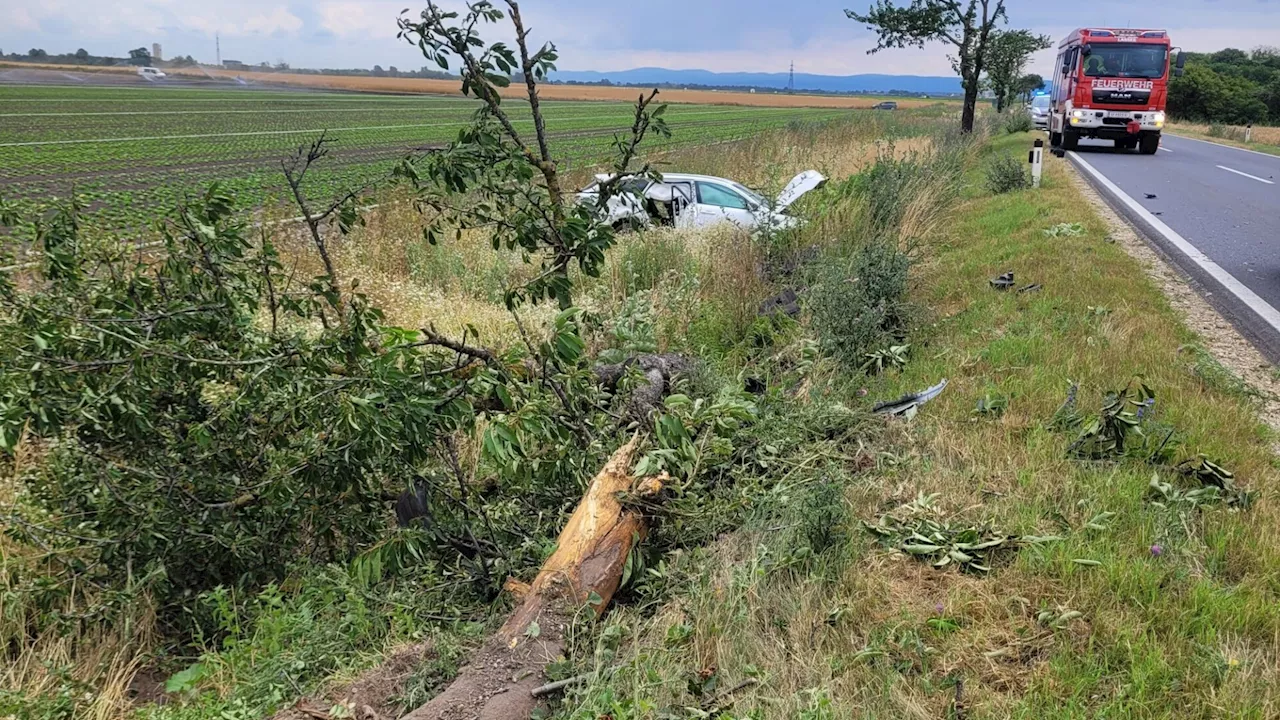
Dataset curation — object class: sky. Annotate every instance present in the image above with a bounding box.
[3,0,1279,78]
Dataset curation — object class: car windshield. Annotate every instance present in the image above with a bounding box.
[729,182,765,205]
[1031,95,1050,109]
[1082,44,1167,79]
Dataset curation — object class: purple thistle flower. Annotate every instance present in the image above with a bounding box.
[935,602,945,615]
[1136,398,1155,420]
[1150,544,1164,557]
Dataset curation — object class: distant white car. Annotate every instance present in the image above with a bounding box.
[137,66,166,80]
[1028,94,1050,129]
[577,171,827,232]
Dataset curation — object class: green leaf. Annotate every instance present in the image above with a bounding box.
[164,662,207,694]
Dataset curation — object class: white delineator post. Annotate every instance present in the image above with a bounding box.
[1029,138,1044,188]
[1245,123,1253,143]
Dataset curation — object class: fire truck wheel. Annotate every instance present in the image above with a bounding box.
[1138,134,1160,155]
[1050,130,1062,147]
[1117,138,1138,150]
[1062,129,1079,151]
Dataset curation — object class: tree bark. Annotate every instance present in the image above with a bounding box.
[961,81,979,133]
[399,436,658,720]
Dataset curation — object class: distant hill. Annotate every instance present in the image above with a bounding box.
[549,68,963,95]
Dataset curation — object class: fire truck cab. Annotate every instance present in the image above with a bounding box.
[1049,28,1185,155]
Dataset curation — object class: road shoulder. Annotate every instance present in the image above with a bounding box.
[1065,157,1280,435]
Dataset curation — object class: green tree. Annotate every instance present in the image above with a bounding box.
[846,0,1007,132]
[1013,72,1044,100]
[1168,64,1268,124]
[127,46,151,66]
[397,0,670,309]
[74,48,89,61]
[984,29,1050,112]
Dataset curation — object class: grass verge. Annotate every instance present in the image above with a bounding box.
[552,132,1280,718]
[1167,121,1280,156]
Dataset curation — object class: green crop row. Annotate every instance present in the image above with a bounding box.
[0,85,855,230]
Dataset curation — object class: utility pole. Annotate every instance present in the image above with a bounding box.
[215,32,221,67]
[788,62,794,94]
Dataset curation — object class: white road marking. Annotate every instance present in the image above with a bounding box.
[1216,165,1275,184]
[1070,151,1280,336]
[1158,146,1172,153]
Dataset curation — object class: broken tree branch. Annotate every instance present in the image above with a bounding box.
[399,436,661,720]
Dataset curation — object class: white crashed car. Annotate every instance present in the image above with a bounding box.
[577,171,826,232]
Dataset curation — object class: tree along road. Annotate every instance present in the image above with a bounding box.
[1068,134,1280,361]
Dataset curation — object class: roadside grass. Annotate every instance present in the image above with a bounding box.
[1167,121,1280,156]
[553,132,1280,718]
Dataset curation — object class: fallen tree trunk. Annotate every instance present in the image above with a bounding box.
[400,435,658,720]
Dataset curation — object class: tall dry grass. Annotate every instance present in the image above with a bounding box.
[1168,121,1280,148]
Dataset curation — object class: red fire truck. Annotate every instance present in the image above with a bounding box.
[1049,28,1185,154]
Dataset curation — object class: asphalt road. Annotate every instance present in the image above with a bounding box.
[1069,134,1280,361]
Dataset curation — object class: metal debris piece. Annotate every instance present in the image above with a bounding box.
[1017,283,1042,293]
[990,271,1015,290]
[873,379,948,418]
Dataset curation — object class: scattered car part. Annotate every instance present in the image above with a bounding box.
[873,379,948,417]
[990,271,1015,290]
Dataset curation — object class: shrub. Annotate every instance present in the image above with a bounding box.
[1004,111,1034,134]
[843,148,924,239]
[985,153,1032,194]
[809,240,911,369]
[0,189,606,635]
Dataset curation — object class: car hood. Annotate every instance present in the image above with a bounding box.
[775,170,826,211]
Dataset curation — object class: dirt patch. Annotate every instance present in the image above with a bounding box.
[1066,163,1280,435]
[272,643,434,720]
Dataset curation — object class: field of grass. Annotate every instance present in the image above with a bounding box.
[0,61,955,109]
[1167,120,1280,156]
[0,84,916,230]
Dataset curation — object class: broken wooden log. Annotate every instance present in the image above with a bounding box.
[399,435,658,720]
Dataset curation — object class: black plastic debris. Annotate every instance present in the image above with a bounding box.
[990,271,1015,290]
[758,288,801,318]
[873,379,948,418]
[1144,193,1157,199]
[1018,283,1042,293]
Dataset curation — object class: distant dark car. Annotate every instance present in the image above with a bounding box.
[872,101,898,111]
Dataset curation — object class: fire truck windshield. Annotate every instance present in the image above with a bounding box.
[1081,44,1168,79]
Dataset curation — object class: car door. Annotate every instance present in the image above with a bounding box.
[691,181,756,229]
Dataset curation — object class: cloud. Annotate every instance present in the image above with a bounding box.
[0,0,1277,75]
[241,7,304,35]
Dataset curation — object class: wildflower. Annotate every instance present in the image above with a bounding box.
[1150,544,1164,557]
